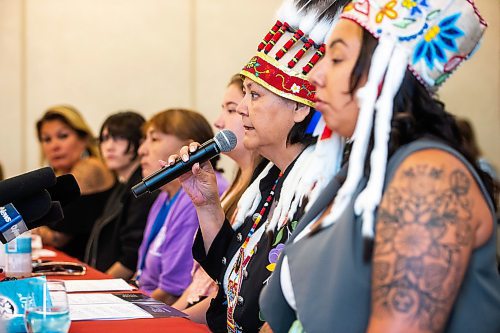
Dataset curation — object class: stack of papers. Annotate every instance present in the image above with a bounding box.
[67,293,188,321]
[68,294,151,321]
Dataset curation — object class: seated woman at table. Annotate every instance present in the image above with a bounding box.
[260,1,500,332]
[171,74,264,323]
[35,105,115,260]
[135,108,228,305]
[167,1,350,330]
[85,111,158,279]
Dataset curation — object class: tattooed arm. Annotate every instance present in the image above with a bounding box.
[367,149,493,333]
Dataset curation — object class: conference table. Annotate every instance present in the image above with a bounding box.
[4,248,211,333]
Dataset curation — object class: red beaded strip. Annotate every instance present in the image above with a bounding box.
[226,172,283,333]
[240,172,282,255]
[275,29,305,60]
[263,22,290,54]
[302,44,326,74]
[288,38,314,68]
[258,20,283,52]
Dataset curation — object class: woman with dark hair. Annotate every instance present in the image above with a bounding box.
[167,1,348,331]
[260,1,500,332]
[135,108,228,305]
[35,105,115,260]
[85,111,157,279]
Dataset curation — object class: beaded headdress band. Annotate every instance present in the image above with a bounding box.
[240,0,335,108]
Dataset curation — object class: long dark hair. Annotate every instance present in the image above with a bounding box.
[351,30,497,208]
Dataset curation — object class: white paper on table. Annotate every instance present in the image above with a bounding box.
[63,279,136,293]
[67,293,152,321]
[32,248,56,259]
[67,293,130,305]
[69,303,153,321]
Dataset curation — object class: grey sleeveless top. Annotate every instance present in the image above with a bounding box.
[260,139,500,333]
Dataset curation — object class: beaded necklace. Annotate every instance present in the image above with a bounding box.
[226,172,283,333]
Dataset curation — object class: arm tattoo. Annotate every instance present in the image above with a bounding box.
[372,164,473,331]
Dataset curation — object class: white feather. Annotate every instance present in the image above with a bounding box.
[232,162,274,231]
[309,18,334,43]
[278,0,301,27]
[355,44,410,239]
[285,135,344,224]
[299,10,320,34]
[320,35,397,230]
[266,144,316,232]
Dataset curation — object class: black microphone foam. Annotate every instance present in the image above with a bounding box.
[30,201,64,229]
[11,190,52,222]
[132,129,237,197]
[0,190,54,244]
[0,167,56,206]
[47,174,81,206]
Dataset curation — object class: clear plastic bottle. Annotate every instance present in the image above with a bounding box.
[5,231,32,277]
[0,242,5,272]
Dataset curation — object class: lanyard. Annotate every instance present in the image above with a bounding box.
[227,172,283,332]
[137,190,180,275]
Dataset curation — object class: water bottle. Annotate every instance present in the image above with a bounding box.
[5,231,32,277]
[0,241,6,272]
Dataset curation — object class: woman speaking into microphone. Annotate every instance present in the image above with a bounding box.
[134,108,228,305]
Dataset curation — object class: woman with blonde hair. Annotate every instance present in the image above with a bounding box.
[35,105,115,260]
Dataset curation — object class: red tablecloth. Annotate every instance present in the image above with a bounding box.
[38,248,210,333]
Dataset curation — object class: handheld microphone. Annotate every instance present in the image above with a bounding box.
[132,129,237,198]
[0,167,56,207]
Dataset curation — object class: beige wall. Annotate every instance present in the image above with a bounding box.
[439,0,500,171]
[0,0,498,179]
[0,0,24,177]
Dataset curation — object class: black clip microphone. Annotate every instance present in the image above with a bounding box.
[132,130,237,197]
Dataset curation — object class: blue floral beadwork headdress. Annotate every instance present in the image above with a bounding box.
[342,0,487,90]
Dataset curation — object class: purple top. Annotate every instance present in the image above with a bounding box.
[137,172,228,296]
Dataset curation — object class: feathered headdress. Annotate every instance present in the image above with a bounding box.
[234,0,348,231]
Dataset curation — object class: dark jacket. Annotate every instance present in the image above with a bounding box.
[85,166,157,272]
[193,157,307,333]
[51,186,115,261]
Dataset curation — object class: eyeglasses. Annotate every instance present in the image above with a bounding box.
[32,261,86,276]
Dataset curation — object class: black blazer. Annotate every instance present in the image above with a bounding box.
[85,166,157,272]
[52,186,115,261]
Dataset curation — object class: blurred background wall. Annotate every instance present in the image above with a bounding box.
[0,0,498,179]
